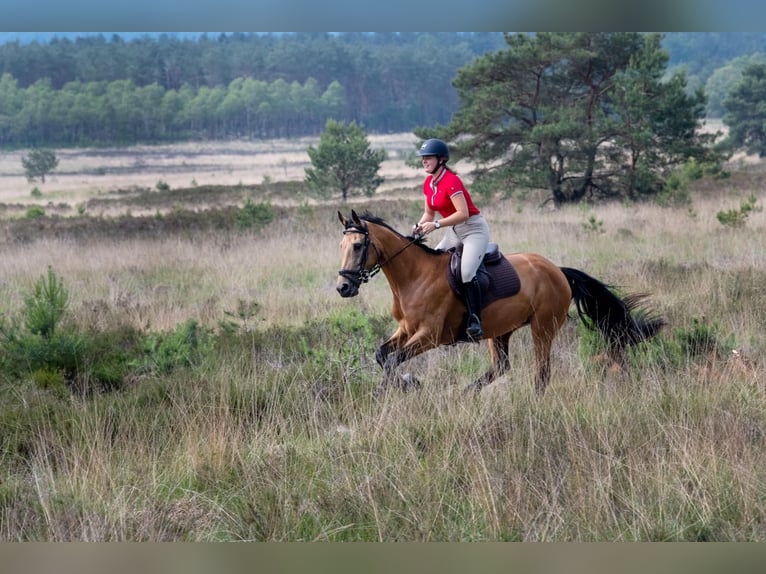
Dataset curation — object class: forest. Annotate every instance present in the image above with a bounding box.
[0,33,505,145]
[0,32,765,147]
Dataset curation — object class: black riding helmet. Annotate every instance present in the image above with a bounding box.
[418,138,449,161]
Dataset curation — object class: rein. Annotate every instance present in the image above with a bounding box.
[338,223,420,288]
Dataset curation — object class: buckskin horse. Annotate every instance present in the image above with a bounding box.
[336,210,664,396]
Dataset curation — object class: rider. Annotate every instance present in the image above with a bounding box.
[413,138,490,339]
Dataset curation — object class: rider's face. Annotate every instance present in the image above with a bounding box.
[422,156,439,172]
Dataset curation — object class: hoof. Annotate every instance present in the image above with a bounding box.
[398,372,422,392]
[462,382,483,395]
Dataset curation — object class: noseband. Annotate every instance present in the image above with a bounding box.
[338,222,419,289]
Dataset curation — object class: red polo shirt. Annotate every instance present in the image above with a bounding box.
[423,169,480,218]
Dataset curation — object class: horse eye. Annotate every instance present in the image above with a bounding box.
[353,243,363,251]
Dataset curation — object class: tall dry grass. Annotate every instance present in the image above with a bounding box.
[1,147,766,541]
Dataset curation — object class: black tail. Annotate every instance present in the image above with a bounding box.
[560,267,665,348]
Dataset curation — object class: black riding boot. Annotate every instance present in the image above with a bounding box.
[462,278,484,339]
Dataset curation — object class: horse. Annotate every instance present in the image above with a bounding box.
[336,210,664,396]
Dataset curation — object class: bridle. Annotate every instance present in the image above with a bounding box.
[338,222,420,289]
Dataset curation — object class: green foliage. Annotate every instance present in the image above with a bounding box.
[2,326,84,384]
[577,311,737,378]
[24,266,68,339]
[723,63,766,156]
[581,214,605,234]
[716,193,761,228]
[0,308,135,395]
[704,53,766,118]
[134,319,214,375]
[297,307,381,372]
[673,317,735,359]
[24,205,45,219]
[575,319,610,365]
[663,33,766,89]
[296,200,314,219]
[30,186,42,198]
[629,317,736,373]
[21,148,59,183]
[326,307,383,360]
[156,180,171,192]
[219,299,261,334]
[305,120,386,201]
[658,158,707,206]
[0,268,145,393]
[0,34,504,146]
[29,367,68,396]
[235,198,273,231]
[424,32,724,204]
[294,307,390,402]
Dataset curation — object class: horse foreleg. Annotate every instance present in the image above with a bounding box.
[374,329,439,396]
[374,335,421,396]
[464,334,512,394]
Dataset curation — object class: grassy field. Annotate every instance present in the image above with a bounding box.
[0,137,765,541]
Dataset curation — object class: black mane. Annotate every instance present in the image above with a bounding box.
[359,212,443,255]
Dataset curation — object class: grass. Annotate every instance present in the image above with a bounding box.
[0,144,765,541]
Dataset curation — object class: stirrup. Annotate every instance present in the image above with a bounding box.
[466,315,483,339]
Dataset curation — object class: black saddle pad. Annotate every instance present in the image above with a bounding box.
[446,246,521,309]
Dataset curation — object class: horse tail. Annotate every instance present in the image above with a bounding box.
[560,267,665,349]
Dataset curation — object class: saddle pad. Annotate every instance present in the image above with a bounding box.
[446,254,521,309]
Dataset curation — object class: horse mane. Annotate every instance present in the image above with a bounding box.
[358,212,443,255]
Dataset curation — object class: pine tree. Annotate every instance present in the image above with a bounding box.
[417,32,722,204]
[21,148,59,183]
[723,63,766,157]
[304,120,386,201]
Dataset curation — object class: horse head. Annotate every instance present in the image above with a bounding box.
[336,210,378,298]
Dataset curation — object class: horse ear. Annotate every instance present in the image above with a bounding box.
[351,209,361,225]
[338,211,348,227]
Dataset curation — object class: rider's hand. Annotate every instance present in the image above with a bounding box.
[417,221,440,234]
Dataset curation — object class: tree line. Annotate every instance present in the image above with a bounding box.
[0,32,506,147]
[0,73,347,145]
[2,32,766,149]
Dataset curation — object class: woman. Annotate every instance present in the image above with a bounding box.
[413,138,490,339]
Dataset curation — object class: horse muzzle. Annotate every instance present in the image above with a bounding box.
[336,279,359,298]
[336,268,364,297]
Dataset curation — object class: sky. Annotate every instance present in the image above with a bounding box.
[1,0,764,33]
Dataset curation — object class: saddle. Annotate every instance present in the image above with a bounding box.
[446,243,521,309]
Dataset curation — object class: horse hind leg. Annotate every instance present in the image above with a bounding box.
[463,333,512,394]
[530,316,564,395]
